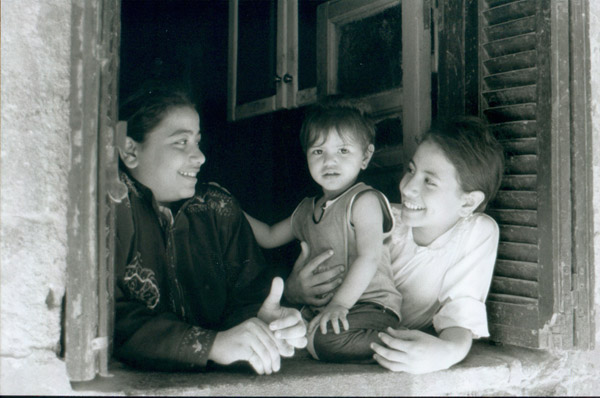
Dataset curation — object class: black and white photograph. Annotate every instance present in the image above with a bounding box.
[1,0,599,395]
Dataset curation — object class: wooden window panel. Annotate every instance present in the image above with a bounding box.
[480,0,593,350]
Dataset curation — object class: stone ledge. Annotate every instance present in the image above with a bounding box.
[72,341,561,396]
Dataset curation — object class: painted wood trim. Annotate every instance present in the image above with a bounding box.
[235,95,278,120]
[67,0,101,382]
[227,0,238,121]
[276,0,288,109]
[402,0,432,160]
[97,0,121,377]
[567,0,594,350]
[286,0,299,108]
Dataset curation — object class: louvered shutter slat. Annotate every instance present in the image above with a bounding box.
[498,225,537,244]
[497,242,538,263]
[490,120,536,139]
[483,0,536,25]
[494,259,538,280]
[491,276,538,298]
[499,138,536,155]
[505,154,537,174]
[487,300,539,329]
[484,16,536,41]
[483,85,536,107]
[493,191,536,209]
[484,52,536,75]
[487,209,537,227]
[483,34,536,57]
[485,103,536,122]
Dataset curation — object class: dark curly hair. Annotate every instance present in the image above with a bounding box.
[420,117,505,212]
[119,84,196,143]
[299,97,375,154]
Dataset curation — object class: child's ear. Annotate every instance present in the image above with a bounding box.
[119,136,140,169]
[460,190,485,217]
[361,144,375,170]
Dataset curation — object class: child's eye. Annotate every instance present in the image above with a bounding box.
[339,148,349,154]
[311,149,323,155]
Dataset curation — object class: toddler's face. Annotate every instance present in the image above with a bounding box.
[399,140,469,244]
[306,129,372,197]
[129,106,205,205]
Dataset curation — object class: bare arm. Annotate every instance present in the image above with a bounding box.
[330,192,382,308]
[309,192,383,333]
[244,212,295,249]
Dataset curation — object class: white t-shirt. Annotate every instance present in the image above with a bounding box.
[389,205,499,338]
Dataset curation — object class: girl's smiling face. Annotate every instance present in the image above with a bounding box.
[399,140,471,246]
[128,106,205,205]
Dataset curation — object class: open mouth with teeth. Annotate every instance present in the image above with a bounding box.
[403,201,425,211]
[178,170,198,178]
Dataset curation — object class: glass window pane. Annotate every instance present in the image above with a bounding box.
[237,0,277,105]
[337,4,403,96]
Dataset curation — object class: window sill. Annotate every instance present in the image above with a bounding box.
[72,340,562,396]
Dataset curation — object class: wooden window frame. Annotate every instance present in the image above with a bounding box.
[227,0,318,121]
[66,0,594,384]
[66,0,122,382]
[316,0,431,160]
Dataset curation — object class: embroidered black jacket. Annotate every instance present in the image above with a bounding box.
[114,172,272,371]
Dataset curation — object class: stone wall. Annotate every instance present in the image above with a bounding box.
[591,0,600,351]
[0,0,73,394]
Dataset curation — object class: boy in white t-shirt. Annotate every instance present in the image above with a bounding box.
[371,117,505,374]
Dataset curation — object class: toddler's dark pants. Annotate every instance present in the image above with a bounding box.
[310,302,401,363]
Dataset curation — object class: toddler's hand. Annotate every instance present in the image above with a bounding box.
[308,303,349,335]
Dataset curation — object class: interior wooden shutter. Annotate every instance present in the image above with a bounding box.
[479,0,593,349]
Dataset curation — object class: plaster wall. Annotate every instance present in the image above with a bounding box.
[0,0,73,394]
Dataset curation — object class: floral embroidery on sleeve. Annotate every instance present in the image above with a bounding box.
[123,252,160,310]
[178,326,216,368]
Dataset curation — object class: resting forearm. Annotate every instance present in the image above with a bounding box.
[437,327,473,369]
[330,256,378,308]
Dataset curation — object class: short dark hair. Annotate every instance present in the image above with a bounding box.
[119,84,196,143]
[420,117,505,212]
[299,97,375,153]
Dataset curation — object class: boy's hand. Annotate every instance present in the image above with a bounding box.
[308,303,349,335]
[258,277,308,355]
[284,242,344,306]
[371,327,473,374]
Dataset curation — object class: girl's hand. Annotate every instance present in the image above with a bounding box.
[284,242,345,306]
[308,303,349,335]
[208,317,281,375]
[371,327,472,374]
[258,277,308,355]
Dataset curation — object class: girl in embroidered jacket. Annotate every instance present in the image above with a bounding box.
[115,85,310,374]
[370,117,505,373]
[244,99,402,363]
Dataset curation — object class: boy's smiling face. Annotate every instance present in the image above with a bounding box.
[399,140,473,245]
[127,106,205,205]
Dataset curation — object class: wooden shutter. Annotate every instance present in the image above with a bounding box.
[480,0,593,349]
